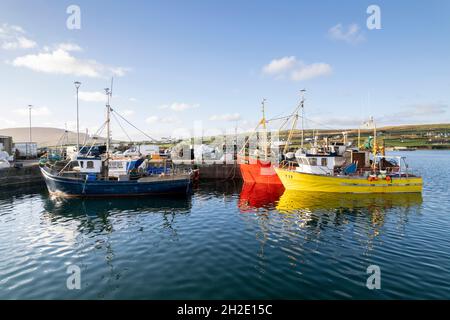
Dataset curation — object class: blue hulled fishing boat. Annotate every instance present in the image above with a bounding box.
[40,164,192,197]
[40,81,192,198]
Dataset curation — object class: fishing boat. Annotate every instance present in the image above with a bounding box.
[40,83,192,198]
[237,99,281,184]
[238,92,306,185]
[275,118,423,194]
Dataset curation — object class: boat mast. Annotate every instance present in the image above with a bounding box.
[74,81,81,153]
[372,116,377,155]
[300,89,306,150]
[358,126,361,148]
[261,98,268,160]
[105,87,111,156]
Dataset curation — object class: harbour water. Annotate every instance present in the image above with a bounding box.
[0,150,449,299]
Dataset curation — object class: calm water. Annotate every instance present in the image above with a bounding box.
[0,150,449,299]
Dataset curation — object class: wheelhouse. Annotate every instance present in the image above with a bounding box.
[73,157,102,174]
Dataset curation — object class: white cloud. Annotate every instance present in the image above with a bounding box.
[262,56,332,81]
[121,109,135,116]
[2,36,37,50]
[78,91,106,102]
[262,56,297,75]
[56,42,82,52]
[0,23,37,50]
[14,106,51,117]
[328,23,365,44]
[291,63,332,81]
[145,116,159,124]
[379,103,449,124]
[145,115,179,124]
[307,103,449,128]
[158,102,199,111]
[129,97,138,102]
[209,113,241,121]
[11,44,128,78]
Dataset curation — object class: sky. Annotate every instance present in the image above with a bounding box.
[0,0,449,140]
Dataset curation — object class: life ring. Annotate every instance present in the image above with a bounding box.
[385,176,391,182]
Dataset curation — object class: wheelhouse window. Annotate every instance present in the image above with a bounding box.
[321,158,327,166]
[86,161,94,169]
[310,158,317,166]
[109,161,123,169]
[79,161,84,168]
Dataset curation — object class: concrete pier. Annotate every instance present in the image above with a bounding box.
[0,160,242,189]
[173,160,242,180]
[0,161,43,188]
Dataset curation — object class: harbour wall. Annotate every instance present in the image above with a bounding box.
[0,162,43,188]
[0,161,242,188]
[174,161,242,180]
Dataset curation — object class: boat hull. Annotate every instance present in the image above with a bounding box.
[275,168,423,193]
[238,156,282,185]
[40,167,191,198]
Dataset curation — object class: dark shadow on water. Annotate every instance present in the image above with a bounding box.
[43,194,192,217]
[41,193,193,241]
[194,179,243,196]
[0,182,47,201]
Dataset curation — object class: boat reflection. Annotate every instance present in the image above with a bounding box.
[277,190,423,213]
[41,195,192,298]
[238,182,285,212]
[276,190,423,235]
[44,195,192,218]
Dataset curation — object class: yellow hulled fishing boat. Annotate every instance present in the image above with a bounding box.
[275,118,423,194]
[275,158,423,193]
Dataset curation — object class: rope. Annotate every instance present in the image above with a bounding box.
[111,111,132,142]
[111,109,158,142]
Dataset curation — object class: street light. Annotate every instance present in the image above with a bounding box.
[74,81,81,153]
[28,104,32,158]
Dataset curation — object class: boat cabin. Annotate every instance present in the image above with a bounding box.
[108,158,145,178]
[294,153,338,175]
[73,157,102,174]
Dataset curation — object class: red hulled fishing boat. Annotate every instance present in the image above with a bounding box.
[238,93,305,185]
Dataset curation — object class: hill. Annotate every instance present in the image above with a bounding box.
[0,127,107,148]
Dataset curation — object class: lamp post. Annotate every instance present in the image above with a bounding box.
[74,81,81,153]
[28,104,32,158]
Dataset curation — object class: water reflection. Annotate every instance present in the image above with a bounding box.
[277,191,423,214]
[238,183,284,211]
[42,195,192,239]
[239,184,423,265]
[40,195,193,298]
[197,180,242,196]
[276,190,423,254]
[44,196,192,217]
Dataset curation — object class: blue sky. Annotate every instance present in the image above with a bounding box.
[0,0,449,140]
